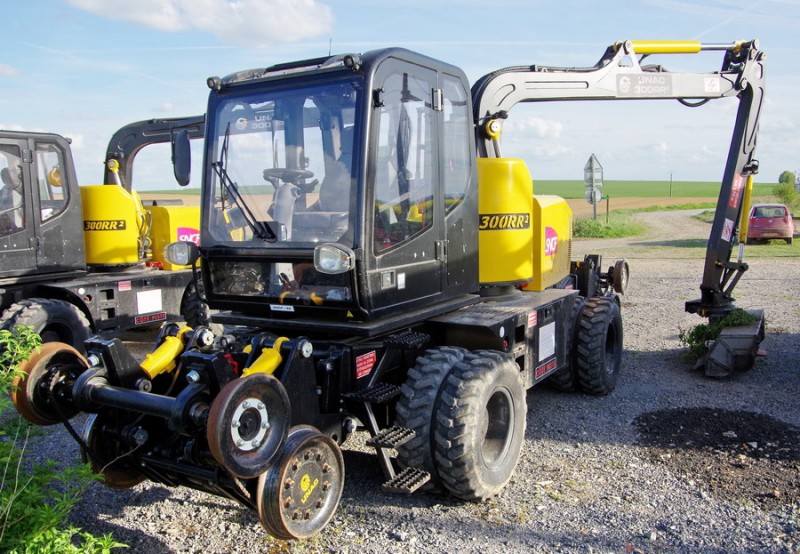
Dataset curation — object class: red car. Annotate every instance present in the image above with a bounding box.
[746,203,795,245]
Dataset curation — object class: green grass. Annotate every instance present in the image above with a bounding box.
[535,179,777,199]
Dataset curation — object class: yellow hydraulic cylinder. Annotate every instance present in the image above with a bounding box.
[629,40,702,54]
[140,327,192,379]
[242,337,289,377]
[738,175,755,243]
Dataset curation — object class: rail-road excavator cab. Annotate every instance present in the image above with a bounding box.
[173,49,491,327]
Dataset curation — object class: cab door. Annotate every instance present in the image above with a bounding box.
[365,59,444,316]
[30,136,81,273]
[0,137,36,279]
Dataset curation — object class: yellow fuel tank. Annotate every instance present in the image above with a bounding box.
[522,196,573,291]
[477,158,534,285]
[80,185,142,267]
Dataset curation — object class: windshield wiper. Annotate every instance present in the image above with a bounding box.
[212,122,276,242]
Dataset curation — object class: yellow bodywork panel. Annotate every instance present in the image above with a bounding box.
[477,158,534,285]
[80,185,143,266]
[522,195,573,292]
[147,205,201,270]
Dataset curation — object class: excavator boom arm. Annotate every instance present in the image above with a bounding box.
[471,39,766,317]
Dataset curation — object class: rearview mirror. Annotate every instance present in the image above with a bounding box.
[172,129,191,187]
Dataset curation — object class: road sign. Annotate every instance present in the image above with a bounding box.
[584,154,603,188]
[585,188,603,204]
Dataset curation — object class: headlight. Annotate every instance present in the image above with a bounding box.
[164,241,200,266]
[314,244,355,274]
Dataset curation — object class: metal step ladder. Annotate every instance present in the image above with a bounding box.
[344,382,431,493]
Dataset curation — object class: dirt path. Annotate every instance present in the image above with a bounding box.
[573,207,713,259]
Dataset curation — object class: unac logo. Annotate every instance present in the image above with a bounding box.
[544,226,558,256]
[177,227,200,245]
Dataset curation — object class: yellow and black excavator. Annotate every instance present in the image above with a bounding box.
[11,39,765,540]
[0,118,212,348]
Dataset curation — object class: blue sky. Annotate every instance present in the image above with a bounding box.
[2,0,799,189]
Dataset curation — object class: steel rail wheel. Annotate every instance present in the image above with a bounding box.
[12,341,89,425]
[80,412,146,489]
[207,373,290,478]
[256,425,344,540]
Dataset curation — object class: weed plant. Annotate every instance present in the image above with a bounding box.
[0,326,124,553]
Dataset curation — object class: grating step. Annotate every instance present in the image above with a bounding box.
[343,382,401,403]
[384,330,431,349]
[382,467,431,494]
[366,426,415,449]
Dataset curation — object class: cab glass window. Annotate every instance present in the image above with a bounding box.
[442,74,471,214]
[35,142,69,221]
[0,144,24,235]
[373,71,435,252]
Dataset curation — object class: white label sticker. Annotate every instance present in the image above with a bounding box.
[397,272,406,290]
[136,289,163,314]
[270,304,295,312]
[538,322,556,362]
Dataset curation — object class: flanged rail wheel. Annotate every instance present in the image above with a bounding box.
[256,425,344,540]
[12,341,89,425]
[207,373,290,478]
[81,412,146,489]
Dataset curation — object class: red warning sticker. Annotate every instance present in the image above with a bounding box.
[356,351,377,379]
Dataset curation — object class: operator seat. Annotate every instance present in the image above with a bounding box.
[0,164,24,232]
[318,126,354,212]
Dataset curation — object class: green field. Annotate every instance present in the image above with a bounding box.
[147,179,779,199]
[533,179,777,199]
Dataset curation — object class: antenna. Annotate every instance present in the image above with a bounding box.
[328,38,332,56]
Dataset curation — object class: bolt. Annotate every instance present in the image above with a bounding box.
[316,500,324,509]
[304,451,312,460]
[261,421,270,429]
[322,482,330,492]
[304,510,311,520]
[232,420,240,428]
[257,401,265,409]
[284,479,294,489]
[284,498,292,508]
[292,511,300,521]
[252,439,261,448]
[242,400,250,409]
[185,370,200,384]
[236,439,244,447]
[322,463,330,473]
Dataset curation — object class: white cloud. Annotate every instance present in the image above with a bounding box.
[0,64,20,77]
[66,0,333,48]
[650,141,669,154]
[505,116,563,139]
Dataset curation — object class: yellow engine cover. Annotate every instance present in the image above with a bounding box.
[147,205,201,270]
[477,158,534,285]
[522,195,573,292]
[80,185,141,266]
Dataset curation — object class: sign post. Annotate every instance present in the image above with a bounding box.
[584,154,604,220]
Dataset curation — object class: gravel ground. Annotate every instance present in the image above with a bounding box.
[20,211,800,553]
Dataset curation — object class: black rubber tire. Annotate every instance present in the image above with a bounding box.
[395,346,466,486]
[575,296,623,395]
[548,296,587,392]
[786,237,793,245]
[0,298,92,352]
[433,350,526,501]
[180,279,221,333]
